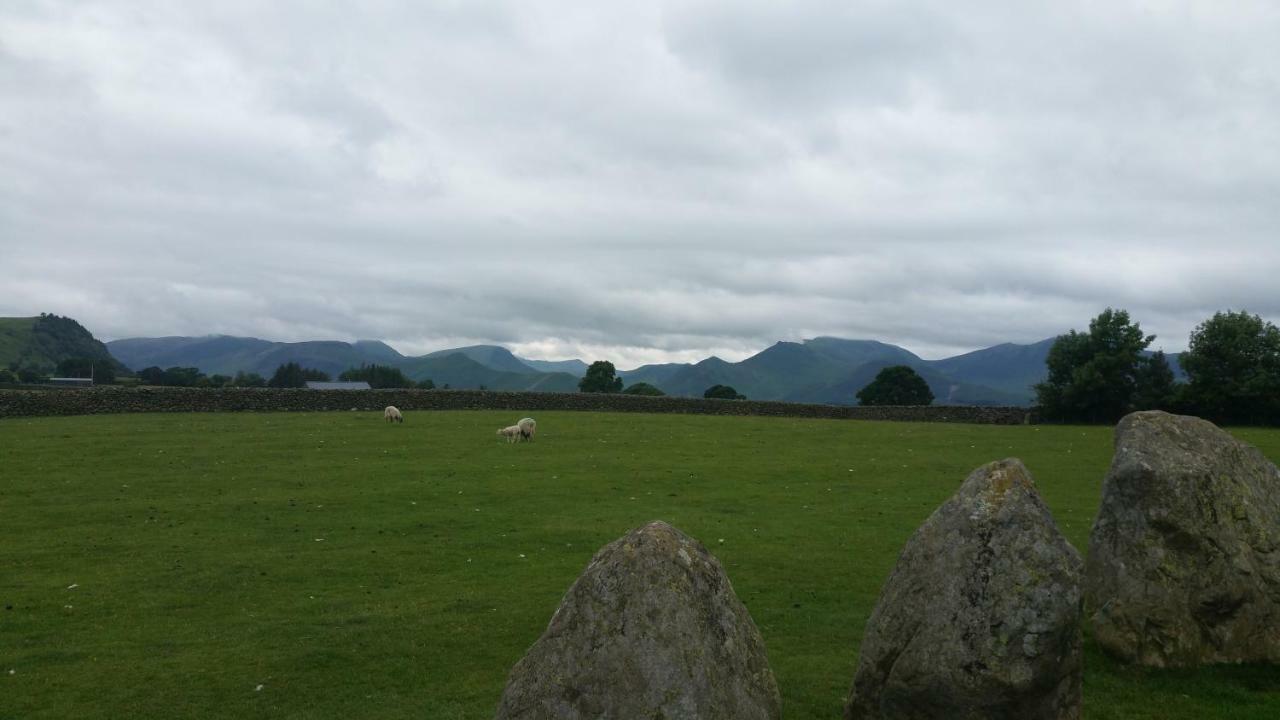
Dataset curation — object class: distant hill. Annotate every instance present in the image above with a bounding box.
[647,338,1022,405]
[0,314,128,374]
[422,345,535,374]
[351,340,405,364]
[99,328,1189,406]
[398,353,579,392]
[619,362,691,387]
[106,336,393,378]
[519,357,589,376]
[786,359,1026,406]
[929,338,1056,405]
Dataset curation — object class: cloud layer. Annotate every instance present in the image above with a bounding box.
[3,1,1278,366]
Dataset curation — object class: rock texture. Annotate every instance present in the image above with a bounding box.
[1086,411,1280,667]
[493,520,781,720]
[845,459,1083,720]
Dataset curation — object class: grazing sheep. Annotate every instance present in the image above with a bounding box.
[518,417,536,442]
[497,425,522,443]
[384,406,403,424]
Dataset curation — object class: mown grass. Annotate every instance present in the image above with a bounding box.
[1,411,1278,719]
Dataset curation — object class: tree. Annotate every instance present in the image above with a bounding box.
[417,378,436,390]
[1132,351,1177,411]
[1034,308,1154,423]
[622,382,665,396]
[579,361,623,393]
[17,366,45,383]
[339,363,414,389]
[138,366,167,385]
[704,384,746,400]
[162,367,203,387]
[232,371,267,388]
[207,374,233,388]
[268,362,329,388]
[1181,310,1280,425]
[856,366,934,406]
[0,368,18,384]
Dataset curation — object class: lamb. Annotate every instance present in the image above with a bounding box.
[497,425,522,443]
[517,417,536,442]
[384,406,403,424]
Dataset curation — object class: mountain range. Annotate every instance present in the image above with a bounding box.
[100,331,1099,405]
[0,314,1187,406]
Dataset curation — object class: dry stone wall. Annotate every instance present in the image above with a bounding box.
[0,387,1036,424]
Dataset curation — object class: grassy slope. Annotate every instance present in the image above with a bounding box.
[0,317,38,366]
[1,413,1277,719]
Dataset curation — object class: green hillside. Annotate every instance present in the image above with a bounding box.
[0,314,128,374]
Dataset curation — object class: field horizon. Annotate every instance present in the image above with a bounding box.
[2,411,1278,719]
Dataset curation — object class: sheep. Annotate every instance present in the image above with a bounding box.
[497,425,522,443]
[384,406,403,424]
[517,417,536,442]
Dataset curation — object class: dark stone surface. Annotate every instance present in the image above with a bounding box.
[846,459,1083,720]
[0,387,1036,424]
[494,521,781,720]
[1086,411,1280,667]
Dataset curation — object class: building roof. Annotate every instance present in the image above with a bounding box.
[304,381,372,390]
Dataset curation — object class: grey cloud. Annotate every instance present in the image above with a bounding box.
[2,1,1278,368]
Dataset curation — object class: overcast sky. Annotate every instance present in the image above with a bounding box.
[2,1,1278,367]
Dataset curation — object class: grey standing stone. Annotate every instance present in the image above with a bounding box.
[1086,410,1280,667]
[493,520,781,720]
[845,459,1083,720]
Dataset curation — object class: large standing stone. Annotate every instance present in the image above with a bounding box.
[845,459,1083,720]
[1086,410,1280,667]
[493,520,781,720]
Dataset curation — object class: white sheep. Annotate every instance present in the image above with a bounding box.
[384,406,403,424]
[517,417,536,442]
[497,425,522,443]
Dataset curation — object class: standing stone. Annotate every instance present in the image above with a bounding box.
[845,459,1083,720]
[493,520,781,720]
[1086,411,1280,667]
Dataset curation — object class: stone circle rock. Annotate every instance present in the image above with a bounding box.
[493,520,781,720]
[845,458,1083,720]
[1086,410,1280,667]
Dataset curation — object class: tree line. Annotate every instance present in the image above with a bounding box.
[1036,308,1280,425]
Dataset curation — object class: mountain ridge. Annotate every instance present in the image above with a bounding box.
[97,328,1084,404]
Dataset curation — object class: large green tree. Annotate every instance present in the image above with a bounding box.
[1132,350,1177,411]
[856,365,933,406]
[703,384,746,400]
[622,382,665,396]
[578,361,623,393]
[1181,310,1280,425]
[1034,308,1155,423]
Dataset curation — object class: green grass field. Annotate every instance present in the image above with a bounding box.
[2,411,1278,719]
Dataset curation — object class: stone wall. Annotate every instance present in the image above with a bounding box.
[0,387,1037,424]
